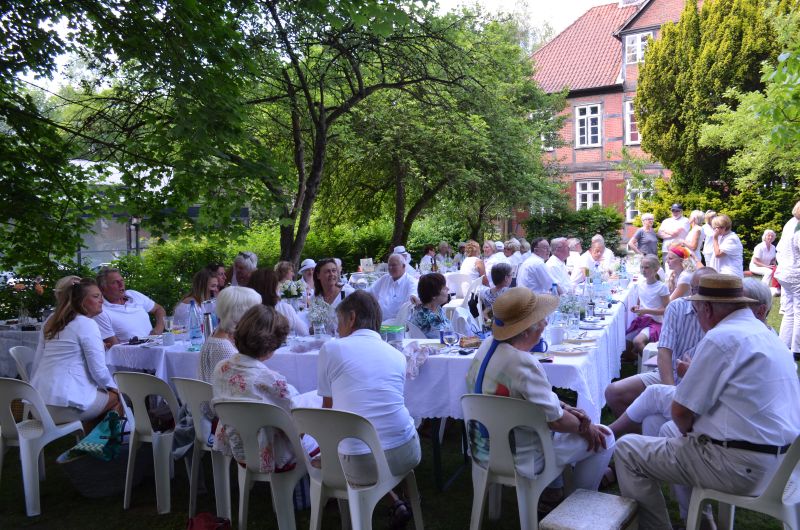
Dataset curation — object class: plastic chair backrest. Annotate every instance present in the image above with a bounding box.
[446,273,470,298]
[405,320,427,339]
[114,371,180,436]
[171,378,213,446]
[0,377,57,439]
[760,434,800,501]
[452,306,478,337]
[461,277,484,307]
[461,394,558,479]
[396,301,413,326]
[214,401,307,475]
[292,407,390,490]
[9,346,35,382]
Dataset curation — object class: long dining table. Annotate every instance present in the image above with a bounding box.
[106,284,638,424]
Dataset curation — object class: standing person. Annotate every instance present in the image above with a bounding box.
[709,214,744,277]
[230,251,258,286]
[627,213,658,256]
[700,210,717,266]
[173,268,219,331]
[94,267,166,347]
[32,279,123,431]
[680,210,706,265]
[749,229,778,288]
[775,200,800,355]
[318,291,421,527]
[657,204,691,267]
[614,274,800,529]
[459,240,486,281]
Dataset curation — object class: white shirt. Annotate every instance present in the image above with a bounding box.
[93,289,155,342]
[751,241,776,267]
[701,223,715,262]
[566,250,581,273]
[545,255,572,292]
[775,216,800,284]
[517,254,557,294]
[635,280,669,323]
[460,256,481,280]
[317,329,416,454]
[367,273,418,320]
[419,254,434,270]
[710,232,744,277]
[659,215,691,254]
[276,300,309,336]
[675,308,800,445]
[570,251,609,283]
[484,252,510,287]
[32,315,116,410]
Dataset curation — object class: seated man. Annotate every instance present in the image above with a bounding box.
[604,267,715,419]
[367,253,418,320]
[94,267,166,347]
[517,241,559,295]
[570,240,611,284]
[546,237,573,292]
[615,274,800,529]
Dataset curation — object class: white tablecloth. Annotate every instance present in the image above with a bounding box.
[106,286,638,422]
[0,329,41,377]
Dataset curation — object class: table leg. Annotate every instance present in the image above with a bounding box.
[430,418,469,491]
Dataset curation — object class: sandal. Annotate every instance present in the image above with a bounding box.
[388,499,412,529]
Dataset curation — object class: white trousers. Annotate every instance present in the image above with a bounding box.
[626,384,676,437]
[778,278,800,352]
[749,263,775,284]
[615,423,781,530]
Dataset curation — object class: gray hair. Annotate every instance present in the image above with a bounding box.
[520,240,531,252]
[504,239,520,252]
[233,251,258,271]
[388,253,406,265]
[550,237,568,250]
[742,277,773,315]
[215,286,262,333]
[591,234,605,244]
[567,238,582,251]
[96,267,121,289]
[762,229,776,242]
[640,212,655,221]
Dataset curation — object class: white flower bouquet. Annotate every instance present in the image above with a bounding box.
[279,279,305,299]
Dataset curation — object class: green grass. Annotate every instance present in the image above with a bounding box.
[0,298,790,528]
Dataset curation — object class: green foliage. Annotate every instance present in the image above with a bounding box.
[637,0,783,193]
[523,205,625,256]
[0,264,93,320]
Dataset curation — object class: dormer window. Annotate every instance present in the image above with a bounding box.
[625,32,652,64]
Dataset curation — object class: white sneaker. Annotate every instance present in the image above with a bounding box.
[771,287,781,297]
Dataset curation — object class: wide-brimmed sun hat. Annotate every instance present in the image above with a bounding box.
[492,287,559,341]
[298,259,316,274]
[686,274,757,304]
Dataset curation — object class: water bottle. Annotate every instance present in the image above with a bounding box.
[189,300,204,350]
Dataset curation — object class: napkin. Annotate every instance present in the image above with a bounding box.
[401,341,430,380]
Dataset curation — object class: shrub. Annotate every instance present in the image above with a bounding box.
[523,205,626,255]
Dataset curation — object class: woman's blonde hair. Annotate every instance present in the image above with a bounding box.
[711,214,732,230]
[464,240,481,257]
[44,279,97,340]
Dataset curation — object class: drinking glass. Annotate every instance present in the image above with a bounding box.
[568,312,580,335]
[164,316,174,332]
[441,330,459,352]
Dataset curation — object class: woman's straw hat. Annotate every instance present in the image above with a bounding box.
[686,274,757,304]
[492,287,559,340]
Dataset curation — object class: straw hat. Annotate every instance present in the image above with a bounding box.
[491,287,559,341]
[686,274,757,304]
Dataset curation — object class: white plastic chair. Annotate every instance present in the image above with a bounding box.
[171,377,232,519]
[686,435,800,530]
[638,341,659,374]
[396,301,414,327]
[292,407,424,530]
[452,307,479,337]
[461,277,484,317]
[9,346,35,382]
[461,394,566,530]
[0,377,84,516]
[114,371,180,514]
[405,321,427,340]
[446,273,471,298]
[213,401,308,530]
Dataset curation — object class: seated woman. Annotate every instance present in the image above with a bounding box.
[212,305,318,473]
[247,268,309,337]
[419,245,436,271]
[480,262,512,313]
[32,279,123,431]
[665,245,694,301]
[174,268,219,330]
[625,255,670,360]
[274,260,295,283]
[230,251,258,286]
[298,259,316,299]
[309,258,354,334]
[466,287,614,493]
[459,240,486,281]
[408,272,451,339]
[318,290,420,525]
[199,286,262,383]
[749,229,777,287]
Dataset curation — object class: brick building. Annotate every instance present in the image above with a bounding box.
[529,0,687,238]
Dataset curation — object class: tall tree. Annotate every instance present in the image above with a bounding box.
[636,0,785,193]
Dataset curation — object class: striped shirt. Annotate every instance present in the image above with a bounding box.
[658,298,705,383]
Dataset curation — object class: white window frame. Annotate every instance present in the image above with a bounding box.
[576,180,602,210]
[625,180,651,222]
[575,104,601,148]
[624,100,640,145]
[625,32,652,64]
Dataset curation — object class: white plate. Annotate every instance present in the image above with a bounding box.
[579,323,604,330]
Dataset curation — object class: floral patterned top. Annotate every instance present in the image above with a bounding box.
[211,353,303,473]
[408,305,451,339]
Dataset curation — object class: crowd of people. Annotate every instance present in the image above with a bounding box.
[17,199,800,529]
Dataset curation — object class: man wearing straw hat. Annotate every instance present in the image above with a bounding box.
[614,274,800,529]
[466,288,615,494]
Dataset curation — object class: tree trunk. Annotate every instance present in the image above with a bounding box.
[389,160,408,254]
[468,203,487,240]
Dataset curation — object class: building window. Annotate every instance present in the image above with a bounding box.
[576,180,602,210]
[575,104,601,148]
[625,180,651,221]
[624,100,640,144]
[625,32,652,64]
[541,133,555,152]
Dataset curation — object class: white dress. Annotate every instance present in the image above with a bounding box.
[460,256,481,280]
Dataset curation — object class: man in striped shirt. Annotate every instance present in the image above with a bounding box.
[604,268,716,419]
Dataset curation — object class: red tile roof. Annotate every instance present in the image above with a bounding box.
[532,2,638,93]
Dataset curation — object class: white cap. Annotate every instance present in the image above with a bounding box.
[495,241,505,251]
[298,258,316,274]
[393,246,411,263]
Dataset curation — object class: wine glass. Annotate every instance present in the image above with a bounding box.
[442,330,459,352]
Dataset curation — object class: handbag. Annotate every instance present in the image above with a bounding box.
[467,291,480,318]
[67,410,126,462]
